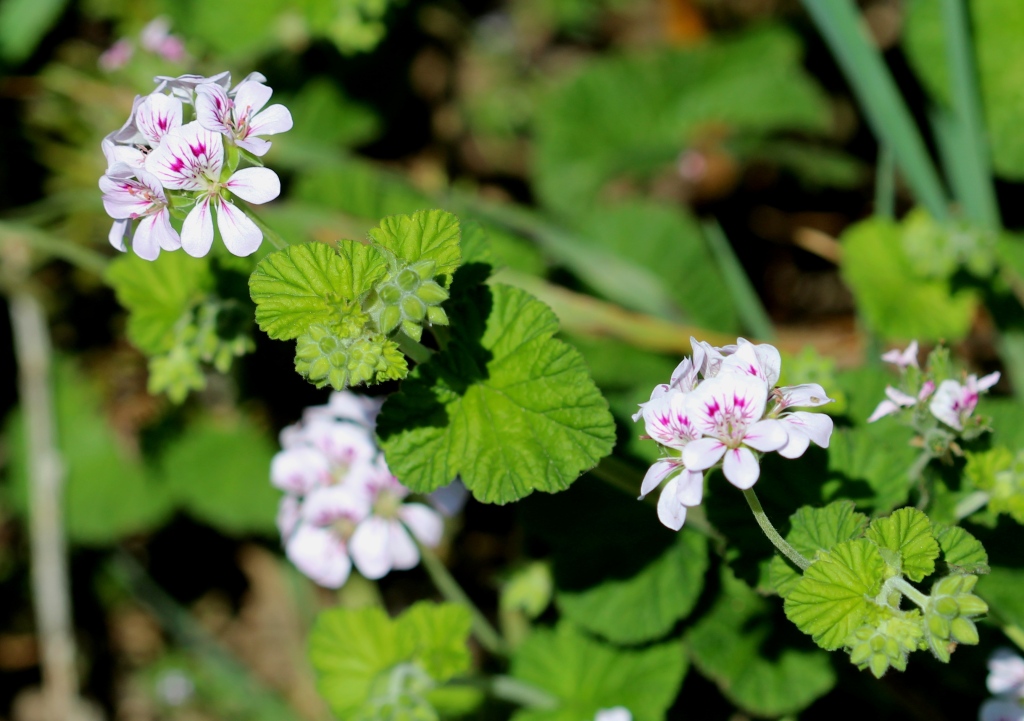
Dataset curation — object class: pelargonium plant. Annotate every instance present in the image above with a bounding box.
[99,71,292,260]
[272,391,444,588]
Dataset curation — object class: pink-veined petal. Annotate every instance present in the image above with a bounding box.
[132,213,168,260]
[722,446,761,489]
[785,411,833,449]
[195,83,233,135]
[236,136,273,156]
[302,485,369,527]
[718,342,768,386]
[350,516,392,580]
[776,383,834,409]
[867,399,901,423]
[387,521,420,571]
[688,374,769,442]
[656,478,687,531]
[930,380,964,430]
[135,92,183,145]
[682,437,726,471]
[146,122,222,189]
[777,429,810,459]
[181,197,214,257]
[226,167,280,204]
[285,524,352,588]
[107,94,145,144]
[232,81,274,118]
[398,503,444,547]
[675,469,704,506]
[884,385,917,407]
[742,419,787,452]
[270,447,331,494]
[215,199,263,257]
[639,458,681,498]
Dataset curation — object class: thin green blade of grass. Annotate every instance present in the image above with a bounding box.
[802,0,949,220]
[701,220,774,340]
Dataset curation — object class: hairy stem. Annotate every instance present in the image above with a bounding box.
[487,676,559,709]
[397,333,435,365]
[883,576,931,610]
[239,203,288,250]
[417,542,508,657]
[742,487,811,571]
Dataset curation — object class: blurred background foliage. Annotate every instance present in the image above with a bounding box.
[2,0,1024,719]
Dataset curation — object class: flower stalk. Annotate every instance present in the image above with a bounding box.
[742,487,811,571]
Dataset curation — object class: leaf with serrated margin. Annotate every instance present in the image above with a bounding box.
[933,523,990,575]
[769,501,868,598]
[378,282,615,504]
[510,623,685,721]
[106,252,213,355]
[784,539,887,651]
[369,209,462,287]
[397,602,472,682]
[249,241,387,340]
[865,508,940,582]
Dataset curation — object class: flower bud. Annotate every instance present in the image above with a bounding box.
[927,613,950,640]
[401,295,427,322]
[415,281,449,305]
[950,617,979,646]
[955,593,988,617]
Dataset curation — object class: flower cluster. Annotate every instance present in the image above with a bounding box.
[98,16,187,71]
[867,341,999,444]
[272,392,444,588]
[633,337,834,531]
[981,649,1024,721]
[100,71,292,260]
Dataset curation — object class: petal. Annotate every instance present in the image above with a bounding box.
[776,428,810,459]
[988,648,1024,695]
[249,103,293,137]
[270,447,331,495]
[302,485,369,526]
[675,469,704,506]
[194,83,233,135]
[108,219,129,252]
[866,399,900,423]
[236,136,273,156]
[978,371,1001,391]
[979,699,1024,721]
[884,385,917,407]
[132,214,164,260]
[777,383,834,409]
[135,92,183,145]
[687,374,769,438]
[398,503,444,547]
[722,446,761,489]
[232,81,274,117]
[929,380,964,430]
[215,199,263,257]
[181,197,214,257]
[141,210,180,252]
[286,524,352,589]
[226,167,280,204]
[145,121,222,189]
[276,495,301,538]
[387,522,420,571]
[742,419,788,452]
[682,437,726,471]
[350,516,392,580]
[656,478,687,531]
[785,411,833,449]
[639,458,681,498]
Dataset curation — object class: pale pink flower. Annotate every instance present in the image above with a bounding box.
[302,391,384,428]
[270,447,331,495]
[99,165,180,260]
[134,92,183,146]
[929,372,1000,431]
[867,386,919,423]
[881,341,919,369]
[988,648,1024,697]
[682,374,788,489]
[196,80,293,156]
[285,485,370,588]
[98,38,134,71]
[145,122,280,257]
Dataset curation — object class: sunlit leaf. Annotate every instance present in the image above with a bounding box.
[933,524,990,575]
[769,501,868,598]
[368,209,462,287]
[865,508,940,583]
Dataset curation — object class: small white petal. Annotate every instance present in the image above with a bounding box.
[302,485,369,526]
[777,430,810,459]
[398,503,444,547]
[722,447,761,489]
[181,197,214,257]
[236,136,273,156]
[195,83,233,135]
[675,469,704,506]
[277,495,301,538]
[226,167,280,204]
[682,438,726,471]
[108,219,129,252]
[978,371,1001,391]
[656,478,687,531]
[232,81,273,117]
[777,383,834,409]
[249,103,293,137]
[884,386,917,407]
[639,458,681,498]
[867,399,901,423]
[784,411,833,449]
[388,522,420,571]
[215,199,263,257]
[132,213,165,260]
[743,419,788,452]
[350,516,393,580]
[135,92,183,145]
[286,524,352,589]
[930,380,965,430]
[270,447,331,494]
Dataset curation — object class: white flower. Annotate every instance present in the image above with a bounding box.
[135,92,183,146]
[270,446,331,495]
[145,122,280,257]
[302,390,384,428]
[682,374,788,489]
[639,458,703,531]
[196,80,293,156]
[348,462,444,580]
[881,341,919,369]
[718,338,782,388]
[929,372,1000,431]
[153,71,232,101]
[99,165,180,260]
[285,485,370,588]
[981,699,1024,721]
[989,648,1024,698]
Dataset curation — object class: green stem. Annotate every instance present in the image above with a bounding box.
[885,576,931,610]
[417,542,508,657]
[487,676,559,710]
[238,203,288,250]
[802,0,949,220]
[397,333,435,365]
[875,145,896,219]
[702,220,774,340]
[742,487,810,571]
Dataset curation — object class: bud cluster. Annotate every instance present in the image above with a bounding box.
[923,574,987,662]
[295,324,407,390]
[848,612,923,678]
[367,259,450,342]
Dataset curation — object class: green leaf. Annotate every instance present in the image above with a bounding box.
[933,524,990,575]
[979,567,1024,628]
[396,602,473,682]
[769,501,868,598]
[249,241,388,340]
[904,0,1024,179]
[6,359,171,545]
[159,416,280,536]
[368,210,462,287]
[274,79,380,168]
[823,424,916,513]
[687,569,836,717]
[309,606,413,720]
[784,539,888,651]
[378,283,616,504]
[865,508,940,583]
[106,252,213,355]
[0,0,69,63]
[840,217,976,342]
[510,623,685,721]
[556,528,707,644]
